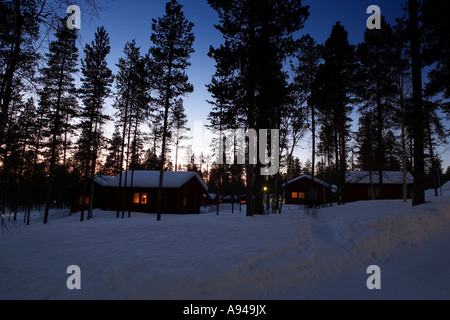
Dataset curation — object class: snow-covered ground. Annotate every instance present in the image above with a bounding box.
[1,183,450,300]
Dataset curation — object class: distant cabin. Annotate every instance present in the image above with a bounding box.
[345,171,413,202]
[283,175,335,206]
[70,171,209,214]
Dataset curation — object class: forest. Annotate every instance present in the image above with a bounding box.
[0,0,449,223]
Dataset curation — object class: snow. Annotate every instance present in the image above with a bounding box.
[1,187,450,300]
[94,170,208,191]
[345,171,414,184]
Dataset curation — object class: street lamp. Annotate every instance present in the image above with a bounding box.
[263,186,268,213]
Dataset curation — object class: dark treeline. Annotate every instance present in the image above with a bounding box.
[1,0,449,222]
[206,0,449,215]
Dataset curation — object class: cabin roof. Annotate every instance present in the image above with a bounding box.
[94,171,208,191]
[345,171,414,185]
[284,175,333,189]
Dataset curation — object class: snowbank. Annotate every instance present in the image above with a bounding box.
[1,190,449,300]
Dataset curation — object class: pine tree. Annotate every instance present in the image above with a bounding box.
[408,0,425,206]
[0,83,27,215]
[149,111,165,165]
[0,0,39,145]
[1,1,103,147]
[423,99,447,196]
[38,18,78,224]
[149,0,195,221]
[114,40,145,218]
[421,0,450,113]
[355,111,377,199]
[171,98,190,171]
[101,127,123,176]
[77,26,113,221]
[292,34,322,193]
[310,22,356,204]
[128,53,152,218]
[208,0,310,216]
[206,75,238,216]
[355,17,401,198]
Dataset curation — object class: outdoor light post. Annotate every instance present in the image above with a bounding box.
[263,187,268,214]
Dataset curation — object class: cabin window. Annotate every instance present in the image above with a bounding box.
[292,192,305,199]
[183,196,188,207]
[78,196,89,205]
[133,192,148,204]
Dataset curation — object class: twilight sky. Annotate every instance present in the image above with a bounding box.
[71,0,449,168]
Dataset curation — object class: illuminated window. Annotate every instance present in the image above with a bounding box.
[292,192,305,199]
[133,193,140,204]
[133,193,148,204]
[140,193,148,204]
[78,196,89,205]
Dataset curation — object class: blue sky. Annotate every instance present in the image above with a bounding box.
[72,0,449,169]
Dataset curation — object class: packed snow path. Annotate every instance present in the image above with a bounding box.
[1,191,449,300]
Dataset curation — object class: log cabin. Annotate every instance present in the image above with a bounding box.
[344,171,413,202]
[283,175,335,206]
[284,171,414,206]
[70,171,209,214]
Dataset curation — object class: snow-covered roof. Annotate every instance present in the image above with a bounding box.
[284,175,333,189]
[94,171,208,191]
[345,171,414,185]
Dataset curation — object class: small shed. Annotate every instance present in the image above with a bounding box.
[345,171,413,202]
[284,175,335,206]
[70,171,209,214]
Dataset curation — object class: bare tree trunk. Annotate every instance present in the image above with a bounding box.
[117,77,131,218]
[409,0,425,206]
[44,35,69,224]
[122,104,133,218]
[310,103,316,196]
[88,107,101,220]
[157,49,173,221]
[400,74,408,203]
[175,127,180,171]
[425,113,438,197]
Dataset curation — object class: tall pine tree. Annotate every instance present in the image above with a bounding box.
[0,0,39,146]
[149,0,195,221]
[171,98,190,171]
[355,17,402,198]
[408,0,425,206]
[38,18,78,224]
[310,22,356,204]
[114,40,146,218]
[292,34,322,195]
[77,26,113,221]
